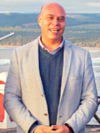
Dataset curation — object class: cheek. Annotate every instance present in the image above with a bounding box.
[61,26,65,33]
[61,22,65,28]
[62,24,65,29]
[42,22,49,30]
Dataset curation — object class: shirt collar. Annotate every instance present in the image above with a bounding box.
[39,36,64,55]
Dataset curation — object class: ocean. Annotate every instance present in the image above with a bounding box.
[0,47,100,125]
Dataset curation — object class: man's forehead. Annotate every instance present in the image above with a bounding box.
[40,3,66,16]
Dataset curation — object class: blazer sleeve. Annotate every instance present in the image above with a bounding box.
[4,49,38,133]
[65,51,98,133]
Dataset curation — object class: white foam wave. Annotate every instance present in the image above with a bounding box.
[94,72,100,77]
[89,50,100,53]
[94,74,100,80]
[92,57,100,64]
[0,59,10,66]
[95,77,100,80]
[0,72,8,82]
[93,65,100,69]
[92,57,100,61]
[0,48,14,50]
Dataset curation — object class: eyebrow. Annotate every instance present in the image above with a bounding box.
[46,14,65,18]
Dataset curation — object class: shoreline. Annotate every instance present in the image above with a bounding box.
[0,45,100,50]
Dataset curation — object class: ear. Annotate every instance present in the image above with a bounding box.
[38,15,42,27]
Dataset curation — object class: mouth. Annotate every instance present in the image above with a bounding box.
[49,29,60,32]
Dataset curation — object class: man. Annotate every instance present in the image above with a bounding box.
[4,3,98,133]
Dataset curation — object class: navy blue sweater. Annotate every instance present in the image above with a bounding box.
[39,45,64,125]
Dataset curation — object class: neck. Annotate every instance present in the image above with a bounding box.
[40,36,62,52]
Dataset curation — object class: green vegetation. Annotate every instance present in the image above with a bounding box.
[64,24,100,47]
[0,13,100,47]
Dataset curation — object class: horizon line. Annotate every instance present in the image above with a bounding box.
[0,12,100,14]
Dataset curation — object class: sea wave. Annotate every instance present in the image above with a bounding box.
[94,71,100,77]
[89,50,100,53]
[92,57,100,64]
[92,57,100,60]
[93,65,100,69]
[0,47,14,50]
[0,72,8,82]
[95,77,100,80]
[0,59,10,66]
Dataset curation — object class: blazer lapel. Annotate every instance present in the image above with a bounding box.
[30,38,45,95]
[59,40,72,104]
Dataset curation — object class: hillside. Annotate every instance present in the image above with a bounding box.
[0,13,100,28]
[0,13,100,47]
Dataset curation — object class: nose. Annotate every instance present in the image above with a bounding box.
[52,18,59,26]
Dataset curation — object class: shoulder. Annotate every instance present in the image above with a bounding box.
[13,37,39,56]
[64,39,89,56]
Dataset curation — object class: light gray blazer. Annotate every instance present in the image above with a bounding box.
[4,37,98,133]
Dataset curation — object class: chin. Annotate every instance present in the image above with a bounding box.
[49,35,61,40]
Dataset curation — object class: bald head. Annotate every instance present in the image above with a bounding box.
[40,3,66,16]
[38,2,66,46]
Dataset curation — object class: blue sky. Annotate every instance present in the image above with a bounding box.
[0,0,100,13]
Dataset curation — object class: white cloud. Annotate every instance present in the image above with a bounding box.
[87,2,100,7]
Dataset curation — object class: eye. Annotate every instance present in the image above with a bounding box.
[58,17,65,22]
[48,16,53,20]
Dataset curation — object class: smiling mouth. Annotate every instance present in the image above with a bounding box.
[50,29,60,32]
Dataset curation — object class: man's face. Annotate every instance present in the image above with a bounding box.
[38,3,66,43]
